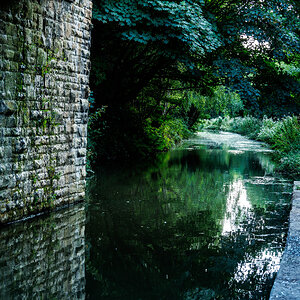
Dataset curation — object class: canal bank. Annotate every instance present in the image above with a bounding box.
[270,181,300,299]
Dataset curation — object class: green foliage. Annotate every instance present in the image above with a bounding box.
[205,116,262,139]
[257,116,300,156]
[203,116,224,130]
[93,0,221,58]
[91,0,300,105]
[277,152,300,175]
[87,105,108,168]
[202,115,300,177]
[270,116,300,153]
[280,59,300,78]
[89,0,300,162]
[87,98,193,165]
[146,119,191,151]
[200,86,244,118]
[88,75,204,164]
[257,117,280,144]
[207,0,299,114]
[228,117,262,139]
[252,58,300,117]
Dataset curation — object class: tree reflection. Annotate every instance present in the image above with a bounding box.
[86,148,291,299]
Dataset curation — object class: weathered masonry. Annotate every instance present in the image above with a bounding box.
[0,0,92,223]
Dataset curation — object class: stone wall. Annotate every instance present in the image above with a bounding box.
[269,181,300,300]
[0,204,85,299]
[0,0,92,223]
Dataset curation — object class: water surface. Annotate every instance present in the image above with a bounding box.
[0,131,293,299]
[85,132,292,299]
[0,204,85,299]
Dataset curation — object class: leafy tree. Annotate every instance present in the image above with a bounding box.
[92,0,299,108]
[205,0,300,112]
[91,0,220,107]
[89,0,300,161]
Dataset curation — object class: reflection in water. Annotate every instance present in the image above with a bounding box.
[86,137,292,300]
[220,177,285,297]
[0,132,292,299]
[222,179,251,234]
[0,204,86,299]
[233,248,282,285]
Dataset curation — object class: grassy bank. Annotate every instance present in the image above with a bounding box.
[202,116,300,178]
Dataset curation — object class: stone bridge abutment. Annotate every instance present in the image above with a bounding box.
[0,0,92,223]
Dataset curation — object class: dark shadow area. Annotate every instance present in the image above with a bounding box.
[0,0,18,10]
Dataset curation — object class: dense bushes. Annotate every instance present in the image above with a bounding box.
[87,77,205,165]
[204,116,261,138]
[203,116,300,178]
[222,116,261,139]
[201,86,244,119]
[276,152,300,176]
[145,118,191,152]
[87,102,193,166]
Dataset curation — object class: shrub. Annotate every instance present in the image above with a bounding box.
[204,116,262,139]
[220,116,235,131]
[271,116,300,153]
[257,117,279,143]
[87,105,108,169]
[203,116,223,130]
[229,116,262,139]
[276,152,300,178]
[204,86,244,118]
[149,119,191,151]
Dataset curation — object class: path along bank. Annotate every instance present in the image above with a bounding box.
[270,181,300,299]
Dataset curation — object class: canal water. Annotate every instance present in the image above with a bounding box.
[0,132,293,299]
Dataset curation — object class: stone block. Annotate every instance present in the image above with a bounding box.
[0,100,17,115]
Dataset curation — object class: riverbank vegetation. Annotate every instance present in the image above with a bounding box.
[202,116,300,177]
[87,0,299,170]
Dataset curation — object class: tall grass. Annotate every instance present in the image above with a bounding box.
[270,117,300,153]
[202,116,300,178]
